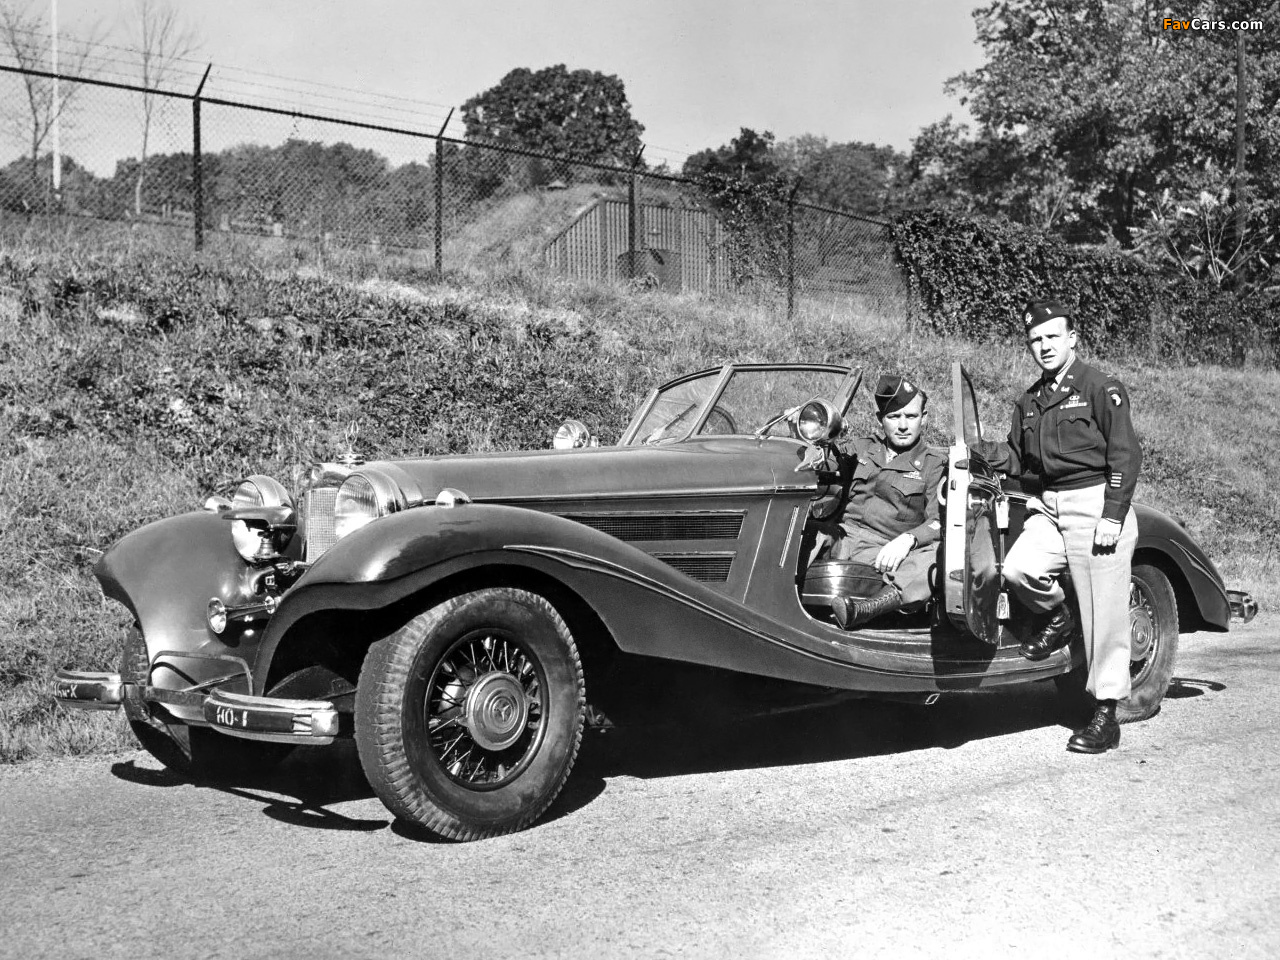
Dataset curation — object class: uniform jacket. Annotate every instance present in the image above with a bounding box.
[984,358,1142,523]
[832,434,947,545]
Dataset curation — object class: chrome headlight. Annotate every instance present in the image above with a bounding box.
[553,419,595,450]
[333,471,405,540]
[232,475,293,509]
[798,400,843,442]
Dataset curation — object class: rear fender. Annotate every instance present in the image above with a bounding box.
[1134,505,1231,632]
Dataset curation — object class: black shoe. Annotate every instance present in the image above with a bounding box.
[1019,604,1077,661]
[832,585,902,631]
[1067,702,1120,754]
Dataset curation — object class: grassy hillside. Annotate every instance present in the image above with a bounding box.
[1,240,1273,762]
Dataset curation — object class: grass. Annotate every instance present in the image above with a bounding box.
[1,226,1273,763]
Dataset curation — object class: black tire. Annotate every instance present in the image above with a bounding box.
[1118,563,1179,723]
[120,626,293,779]
[1053,563,1179,724]
[355,587,585,841]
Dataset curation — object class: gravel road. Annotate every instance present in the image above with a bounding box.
[3,620,1277,960]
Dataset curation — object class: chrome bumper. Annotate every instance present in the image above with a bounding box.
[53,669,340,746]
[204,689,339,745]
[1228,590,1258,624]
[53,670,125,711]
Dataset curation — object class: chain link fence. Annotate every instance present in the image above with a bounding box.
[0,66,908,318]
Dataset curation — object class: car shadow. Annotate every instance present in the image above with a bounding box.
[107,672,1228,837]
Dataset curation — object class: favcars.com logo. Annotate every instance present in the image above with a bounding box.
[1163,17,1264,30]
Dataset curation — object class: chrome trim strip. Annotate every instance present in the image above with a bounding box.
[479,485,795,504]
[778,506,800,568]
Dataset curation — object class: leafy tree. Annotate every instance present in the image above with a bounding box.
[774,135,906,215]
[461,65,644,169]
[907,0,1280,273]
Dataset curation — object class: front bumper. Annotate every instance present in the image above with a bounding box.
[52,669,339,746]
[1228,590,1258,624]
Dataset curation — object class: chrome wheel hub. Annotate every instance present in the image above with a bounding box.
[1129,583,1157,671]
[464,672,530,751]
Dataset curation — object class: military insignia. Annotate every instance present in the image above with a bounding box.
[903,470,923,480]
[1109,389,1123,406]
[1023,312,1033,327]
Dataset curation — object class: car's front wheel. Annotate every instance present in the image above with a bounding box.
[355,587,586,841]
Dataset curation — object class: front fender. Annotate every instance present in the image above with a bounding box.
[95,512,259,708]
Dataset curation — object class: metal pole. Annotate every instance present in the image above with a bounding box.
[787,180,801,322]
[1234,32,1248,253]
[627,146,645,278]
[193,65,211,251]
[51,0,60,204]
[435,109,453,273]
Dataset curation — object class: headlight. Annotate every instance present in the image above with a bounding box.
[553,419,594,450]
[232,475,293,509]
[333,471,405,540]
[230,519,287,563]
[798,400,843,442]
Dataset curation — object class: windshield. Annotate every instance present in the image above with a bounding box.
[625,365,853,445]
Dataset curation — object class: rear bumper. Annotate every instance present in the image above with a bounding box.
[1228,590,1258,624]
[52,668,339,745]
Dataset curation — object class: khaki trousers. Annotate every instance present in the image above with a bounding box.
[1002,484,1138,700]
[830,528,935,606]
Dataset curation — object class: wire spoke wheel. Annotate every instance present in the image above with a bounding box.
[356,587,585,841]
[427,631,545,788]
[1117,563,1178,724]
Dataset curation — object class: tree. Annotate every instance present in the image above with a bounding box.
[773,135,906,215]
[0,1,103,201]
[461,65,645,170]
[909,0,1280,260]
[128,0,198,216]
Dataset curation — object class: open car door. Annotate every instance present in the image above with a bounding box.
[942,362,1006,643]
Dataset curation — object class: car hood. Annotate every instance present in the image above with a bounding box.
[365,437,816,505]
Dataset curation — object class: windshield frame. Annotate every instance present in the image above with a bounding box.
[618,362,857,446]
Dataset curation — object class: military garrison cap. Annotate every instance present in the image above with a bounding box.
[874,374,926,416]
[1022,298,1072,332]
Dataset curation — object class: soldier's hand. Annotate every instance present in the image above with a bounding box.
[1094,518,1123,550]
[874,533,916,573]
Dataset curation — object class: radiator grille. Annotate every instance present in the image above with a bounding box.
[562,512,744,542]
[653,553,734,582]
[303,486,339,560]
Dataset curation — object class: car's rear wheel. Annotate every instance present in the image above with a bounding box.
[1053,563,1178,724]
[355,587,585,841]
[120,626,292,779]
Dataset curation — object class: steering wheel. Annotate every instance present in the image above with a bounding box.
[701,405,738,436]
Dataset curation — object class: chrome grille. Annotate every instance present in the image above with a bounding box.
[303,485,339,560]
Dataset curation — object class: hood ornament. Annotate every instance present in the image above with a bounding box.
[336,420,365,467]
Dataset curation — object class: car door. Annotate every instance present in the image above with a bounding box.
[941,362,1005,643]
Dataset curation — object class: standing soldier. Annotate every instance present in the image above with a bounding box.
[984,299,1142,754]
[827,375,947,630]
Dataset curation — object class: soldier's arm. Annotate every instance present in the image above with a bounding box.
[975,402,1022,474]
[1095,378,1142,522]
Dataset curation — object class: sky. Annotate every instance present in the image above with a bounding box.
[12,0,984,173]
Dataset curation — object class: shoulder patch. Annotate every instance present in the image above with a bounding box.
[1106,385,1124,407]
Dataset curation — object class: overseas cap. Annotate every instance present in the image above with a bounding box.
[874,374,926,416]
[1022,298,1071,332]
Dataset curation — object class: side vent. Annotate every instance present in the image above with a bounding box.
[653,553,734,582]
[561,511,744,542]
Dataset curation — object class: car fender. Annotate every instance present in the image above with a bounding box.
[1133,504,1231,631]
[94,512,259,712]
[257,504,924,694]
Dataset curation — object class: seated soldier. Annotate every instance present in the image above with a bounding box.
[828,375,946,630]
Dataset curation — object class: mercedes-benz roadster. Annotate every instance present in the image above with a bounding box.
[54,362,1257,840]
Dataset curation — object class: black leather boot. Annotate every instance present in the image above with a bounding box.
[831,584,902,630]
[1067,699,1121,753]
[1019,604,1077,661]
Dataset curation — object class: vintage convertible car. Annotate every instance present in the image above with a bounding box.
[55,362,1257,840]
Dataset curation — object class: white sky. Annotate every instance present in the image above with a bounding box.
[35,0,981,170]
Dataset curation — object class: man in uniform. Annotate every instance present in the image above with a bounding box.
[983,298,1142,754]
[828,375,946,630]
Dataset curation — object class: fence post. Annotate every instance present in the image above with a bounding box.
[626,146,645,278]
[435,109,453,273]
[786,195,794,319]
[192,65,211,251]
